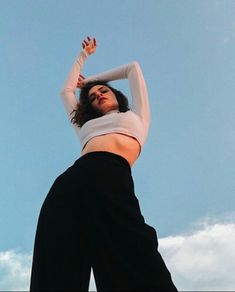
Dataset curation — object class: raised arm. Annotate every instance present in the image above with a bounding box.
[60,37,97,121]
[84,61,150,124]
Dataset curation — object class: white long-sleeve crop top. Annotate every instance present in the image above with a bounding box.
[61,50,151,154]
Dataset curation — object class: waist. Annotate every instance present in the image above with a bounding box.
[74,151,132,174]
[80,133,141,167]
[69,151,135,202]
[78,110,149,151]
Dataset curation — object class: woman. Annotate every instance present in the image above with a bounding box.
[30,36,177,291]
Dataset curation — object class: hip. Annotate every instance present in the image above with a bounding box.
[42,151,139,215]
[51,151,135,200]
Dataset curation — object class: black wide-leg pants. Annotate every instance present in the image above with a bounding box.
[30,151,177,291]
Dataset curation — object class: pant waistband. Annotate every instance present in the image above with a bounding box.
[74,151,131,173]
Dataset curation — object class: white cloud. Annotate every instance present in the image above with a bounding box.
[0,250,96,291]
[0,250,32,291]
[1,217,235,291]
[159,218,235,291]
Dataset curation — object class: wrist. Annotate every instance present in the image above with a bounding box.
[82,49,89,58]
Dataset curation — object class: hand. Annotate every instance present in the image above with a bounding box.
[77,74,85,89]
[82,36,97,55]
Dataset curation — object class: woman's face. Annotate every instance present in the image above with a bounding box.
[88,85,119,114]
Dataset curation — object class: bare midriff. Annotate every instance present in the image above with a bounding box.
[81,133,141,167]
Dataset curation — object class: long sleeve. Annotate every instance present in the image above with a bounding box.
[60,50,88,121]
[84,61,150,124]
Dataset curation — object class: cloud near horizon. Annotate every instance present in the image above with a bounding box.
[159,217,235,291]
[0,250,32,290]
[1,217,235,291]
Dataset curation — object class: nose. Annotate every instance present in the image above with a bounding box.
[97,92,105,101]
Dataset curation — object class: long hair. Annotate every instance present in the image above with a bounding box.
[71,81,130,127]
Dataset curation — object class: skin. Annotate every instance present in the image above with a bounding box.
[76,36,97,90]
[77,37,119,114]
[88,85,119,114]
[77,36,141,166]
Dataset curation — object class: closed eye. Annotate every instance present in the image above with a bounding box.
[88,87,109,103]
[89,94,96,103]
[100,88,108,93]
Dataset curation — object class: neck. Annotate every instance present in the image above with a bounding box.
[105,109,120,115]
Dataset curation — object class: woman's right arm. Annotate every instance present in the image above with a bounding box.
[60,50,88,119]
[60,37,97,120]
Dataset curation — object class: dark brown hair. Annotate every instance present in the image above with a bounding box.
[71,81,130,127]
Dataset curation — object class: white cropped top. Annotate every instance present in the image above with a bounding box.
[61,50,151,153]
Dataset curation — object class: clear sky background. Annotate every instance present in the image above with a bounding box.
[0,0,235,290]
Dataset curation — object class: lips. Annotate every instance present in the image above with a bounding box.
[99,97,107,104]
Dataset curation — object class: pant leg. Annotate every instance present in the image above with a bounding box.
[30,166,92,291]
[30,151,177,291]
[87,159,177,291]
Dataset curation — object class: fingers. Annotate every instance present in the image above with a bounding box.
[82,37,89,47]
[79,74,85,80]
[82,41,88,48]
[77,81,84,88]
[77,74,85,88]
[82,36,97,49]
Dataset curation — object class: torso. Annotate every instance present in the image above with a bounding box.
[81,133,141,167]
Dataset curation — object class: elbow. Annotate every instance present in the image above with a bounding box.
[60,88,65,98]
[60,87,67,98]
[60,87,74,98]
[131,61,140,69]
[128,61,141,74]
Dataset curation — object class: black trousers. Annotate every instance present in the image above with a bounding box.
[30,151,177,291]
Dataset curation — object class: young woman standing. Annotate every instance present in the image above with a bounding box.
[30,36,177,291]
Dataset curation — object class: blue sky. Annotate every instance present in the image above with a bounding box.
[0,0,235,290]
